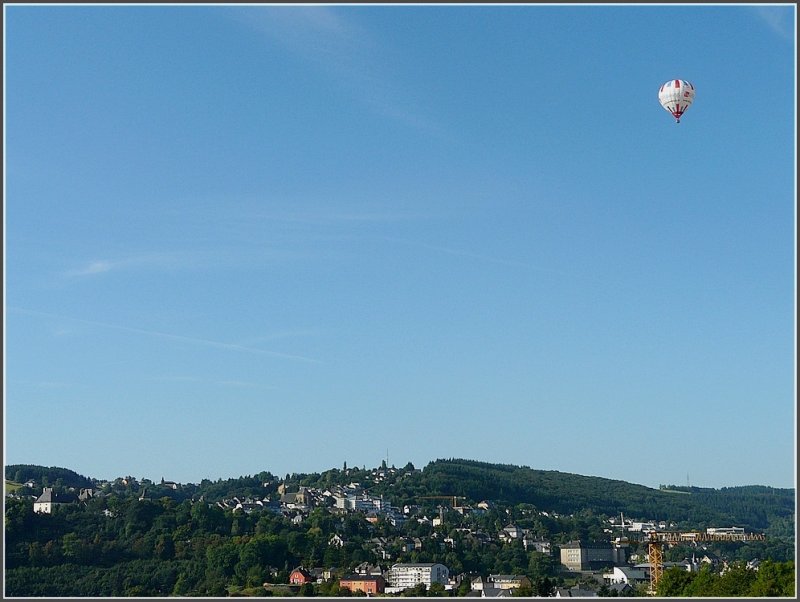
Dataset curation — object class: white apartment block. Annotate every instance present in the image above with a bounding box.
[388,563,449,589]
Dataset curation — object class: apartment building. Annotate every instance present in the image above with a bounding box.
[388,563,449,589]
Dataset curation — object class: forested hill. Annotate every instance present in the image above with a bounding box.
[5,464,93,490]
[382,459,794,535]
[5,459,794,536]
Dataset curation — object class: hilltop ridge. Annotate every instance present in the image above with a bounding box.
[6,458,794,537]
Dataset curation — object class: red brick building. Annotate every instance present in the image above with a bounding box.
[339,574,386,595]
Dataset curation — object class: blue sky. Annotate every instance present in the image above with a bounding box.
[4,4,796,490]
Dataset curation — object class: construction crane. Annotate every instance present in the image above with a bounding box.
[644,530,766,594]
[417,496,467,520]
[418,495,466,507]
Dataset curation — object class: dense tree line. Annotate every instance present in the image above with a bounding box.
[4,492,567,596]
[656,484,795,537]
[6,464,93,490]
[656,561,795,597]
[7,460,794,535]
[379,459,794,535]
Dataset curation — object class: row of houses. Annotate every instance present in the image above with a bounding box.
[287,562,450,593]
[286,562,625,598]
[288,563,541,596]
[285,561,642,598]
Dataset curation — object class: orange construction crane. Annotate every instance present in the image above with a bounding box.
[417,496,466,522]
[418,495,466,508]
[645,530,765,594]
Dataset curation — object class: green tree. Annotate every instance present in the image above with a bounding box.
[684,565,718,597]
[528,551,557,579]
[597,584,615,597]
[456,578,473,596]
[206,578,227,597]
[749,560,795,597]
[61,533,90,564]
[656,566,695,596]
[299,582,316,596]
[206,539,239,580]
[534,577,555,597]
[191,502,228,535]
[715,563,756,596]
[404,582,427,596]
[4,498,35,543]
[154,534,175,560]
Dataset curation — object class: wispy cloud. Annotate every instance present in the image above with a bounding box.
[753,6,794,41]
[234,6,441,132]
[62,253,191,279]
[8,307,321,364]
[66,260,115,277]
[55,208,432,284]
[60,248,298,280]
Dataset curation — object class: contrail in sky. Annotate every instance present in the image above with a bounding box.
[8,307,321,364]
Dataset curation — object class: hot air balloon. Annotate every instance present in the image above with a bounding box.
[658,79,695,123]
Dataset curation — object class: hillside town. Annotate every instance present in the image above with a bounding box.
[8,465,776,597]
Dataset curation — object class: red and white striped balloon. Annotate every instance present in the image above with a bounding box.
[658,79,695,123]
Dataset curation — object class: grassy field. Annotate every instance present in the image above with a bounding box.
[5,480,23,493]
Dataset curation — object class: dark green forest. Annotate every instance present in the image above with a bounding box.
[4,459,795,597]
[6,465,93,491]
[371,460,795,536]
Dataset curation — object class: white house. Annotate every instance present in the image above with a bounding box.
[603,566,647,585]
[33,488,74,514]
[487,575,531,590]
[501,524,523,539]
[523,534,552,554]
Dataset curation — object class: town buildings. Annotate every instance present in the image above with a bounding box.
[8,464,773,598]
